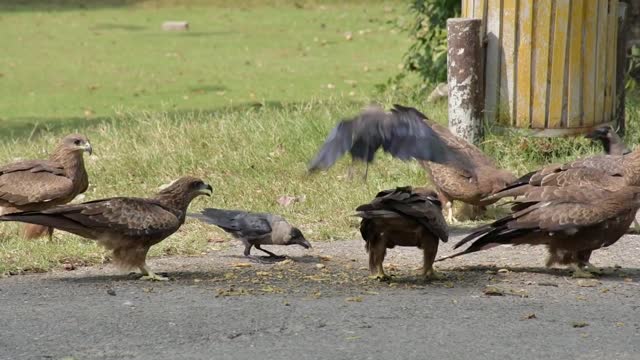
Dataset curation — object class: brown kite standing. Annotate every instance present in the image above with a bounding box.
[0,176,213,281]
[0,134,92,240]
[356,186,448,280]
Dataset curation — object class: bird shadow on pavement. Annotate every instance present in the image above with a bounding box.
[219,254,330,264]
[446,264,640,282]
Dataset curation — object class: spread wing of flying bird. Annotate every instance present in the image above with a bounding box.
[308,104,465,178]
[309,104,516,222]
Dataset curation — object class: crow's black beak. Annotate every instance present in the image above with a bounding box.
[299,238,312,249]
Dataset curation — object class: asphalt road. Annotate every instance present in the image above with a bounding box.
[2,232,640,360]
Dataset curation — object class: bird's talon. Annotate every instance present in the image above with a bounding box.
[571,268,595,279]
[583,263,603,275]
[423,269,445,281]
[369,274,392,282]
[140,273,170,281]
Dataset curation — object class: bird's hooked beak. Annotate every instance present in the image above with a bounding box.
[198,183,213,197]
[83,142,93,155]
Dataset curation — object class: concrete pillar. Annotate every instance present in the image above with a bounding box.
[447,18,483,145]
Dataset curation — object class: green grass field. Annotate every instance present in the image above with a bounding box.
[0,0,410,134]
[0,0,636,275]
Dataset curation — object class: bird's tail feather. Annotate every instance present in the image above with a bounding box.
[435,242,503,262]
[189,208,242,230]
[0,213,90,237]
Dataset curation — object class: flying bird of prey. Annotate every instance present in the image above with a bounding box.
[0,134,92,240]
[439,184,640,278]
[308,104,515,222]
[308,104,460,180]
[190,208,311,261]
[356,186,448,280]
[585,125,629,156]
[0,176,212,281]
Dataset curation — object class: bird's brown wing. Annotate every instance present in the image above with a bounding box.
[560,155,624,176]
[357,188,448,242]
[0,160,74,208]
[488,155,625,201]
[425,162,476,197]
[428,122,495,169]
[0,159,66,175]
[531,167,625,190]
[449,185,640,257]
[506,185,627,230]
[0,197,181,241]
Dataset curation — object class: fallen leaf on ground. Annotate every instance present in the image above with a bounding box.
[484,285,504,296]
[346,296,363,302]
[577,279,600,287]
[275,259,294,266]
[232,262,252,268]
[484,285,528,297]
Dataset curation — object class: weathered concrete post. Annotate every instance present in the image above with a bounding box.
[447,18,483,145]
[616,3,628,136]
